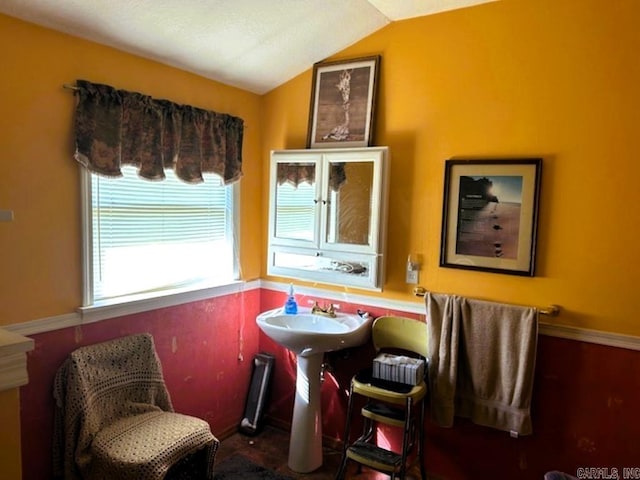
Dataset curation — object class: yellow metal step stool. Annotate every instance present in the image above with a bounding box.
[335,316,428,480]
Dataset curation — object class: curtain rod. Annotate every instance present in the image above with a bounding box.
[62,83,248,128]
[412,286,560,317]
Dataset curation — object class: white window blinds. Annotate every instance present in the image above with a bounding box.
[87,165,236,303]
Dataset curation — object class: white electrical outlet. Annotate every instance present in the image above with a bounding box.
[0,210,14,222]
[406,254,420,284]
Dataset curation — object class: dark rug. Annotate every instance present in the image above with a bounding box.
[213,455,295,480]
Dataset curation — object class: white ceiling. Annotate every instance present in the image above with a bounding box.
[0,0,494,94]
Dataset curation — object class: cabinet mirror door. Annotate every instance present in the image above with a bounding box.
[324,159,375,249]
[273,162,319,244]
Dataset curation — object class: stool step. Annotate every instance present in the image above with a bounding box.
[362,402,405,424]
[346,441,402,473]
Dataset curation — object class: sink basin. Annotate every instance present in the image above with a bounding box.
[256,306,372,473]
[256,307,372,357]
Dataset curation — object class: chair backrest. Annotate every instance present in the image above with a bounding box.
[68,333,173,415]
[371,316,428,359]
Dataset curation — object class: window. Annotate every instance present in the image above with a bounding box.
[82,165,238,306]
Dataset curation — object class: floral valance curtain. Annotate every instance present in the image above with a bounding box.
[73,79,244,184]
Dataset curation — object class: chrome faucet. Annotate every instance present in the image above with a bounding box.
[311,301,337,318]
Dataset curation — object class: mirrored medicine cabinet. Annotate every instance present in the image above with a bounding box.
[267,146,389,290]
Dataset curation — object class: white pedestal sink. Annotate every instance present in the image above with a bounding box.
[256,307,372,473]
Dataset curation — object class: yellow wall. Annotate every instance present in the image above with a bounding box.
[2,1,640,473]
[0,16,263,475]
[0,14,263,328]
[262,0,640,336]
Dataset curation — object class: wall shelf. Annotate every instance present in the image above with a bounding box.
[0,328,34,391]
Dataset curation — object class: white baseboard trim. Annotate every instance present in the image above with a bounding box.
[5,280,639,352]
[5,280,261,336]
[259,280,428,315]
[538,322,640,351]
[6,313,81,337]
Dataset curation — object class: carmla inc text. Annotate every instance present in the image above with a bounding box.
[577,468,640,479]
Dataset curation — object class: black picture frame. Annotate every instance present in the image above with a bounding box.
[306,55,380,149]
[440,158,542,276]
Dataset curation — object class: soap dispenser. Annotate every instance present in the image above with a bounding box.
[284,284,298,314]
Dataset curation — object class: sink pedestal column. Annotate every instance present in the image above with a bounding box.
[288,353,323,473]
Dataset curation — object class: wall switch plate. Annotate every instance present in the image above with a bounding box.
[0,210,14,222]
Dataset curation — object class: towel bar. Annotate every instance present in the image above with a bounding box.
[413,286,560,317]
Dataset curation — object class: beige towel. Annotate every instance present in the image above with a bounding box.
[427,292,538,435]
[426,292,461,428]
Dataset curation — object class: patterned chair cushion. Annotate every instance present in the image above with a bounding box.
[91,411,216,479]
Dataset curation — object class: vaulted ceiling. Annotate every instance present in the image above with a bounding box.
[0,0,495,94]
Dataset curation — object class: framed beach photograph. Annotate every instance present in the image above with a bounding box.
[440,158,542,276]
[306,55,380,149]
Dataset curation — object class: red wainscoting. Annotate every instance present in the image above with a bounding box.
[258,289,640,480]
[19,289,261,480]
[418,337,640,480]
[19,287,640,480]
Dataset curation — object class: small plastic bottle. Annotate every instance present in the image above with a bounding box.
[284,284,298,314]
